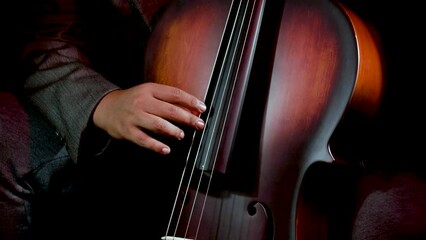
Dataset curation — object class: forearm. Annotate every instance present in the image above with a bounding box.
[21,0,118,162]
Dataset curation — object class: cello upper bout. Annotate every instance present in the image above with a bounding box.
[338,2,384,117]
[144,0,231,100]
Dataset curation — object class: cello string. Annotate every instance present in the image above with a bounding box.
[187,0,257,238]
[163,0,256,238]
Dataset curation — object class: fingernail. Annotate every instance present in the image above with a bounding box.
[197,119,205,129]
[198,101,207,112]
[179,131,185,140]
[162,147,171,155]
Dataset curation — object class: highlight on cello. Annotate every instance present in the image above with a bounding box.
[144,0,383,239]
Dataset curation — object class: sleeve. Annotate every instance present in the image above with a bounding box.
[21,0,119,163]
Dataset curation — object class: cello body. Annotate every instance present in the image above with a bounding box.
[144,0,383,239]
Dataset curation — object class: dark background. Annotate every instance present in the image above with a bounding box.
[1,0,424,239]
[342,0,425,172]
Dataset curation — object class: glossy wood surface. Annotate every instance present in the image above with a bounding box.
[144,0,383,239]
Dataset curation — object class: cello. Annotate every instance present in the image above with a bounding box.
[144,0,383,239]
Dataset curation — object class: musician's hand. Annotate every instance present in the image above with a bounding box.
[93,82,206,154]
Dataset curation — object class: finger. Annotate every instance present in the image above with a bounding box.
[137,111,186,140]
[129,126,172,155]
[151,83,207,113]
[147,98,205,131]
